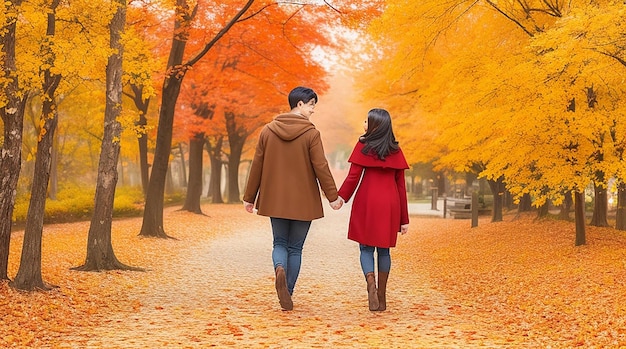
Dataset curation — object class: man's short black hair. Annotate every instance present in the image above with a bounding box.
[288,86,318,109]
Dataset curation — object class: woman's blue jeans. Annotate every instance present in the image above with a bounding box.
[270,217,311,295]
[359,244,391,276]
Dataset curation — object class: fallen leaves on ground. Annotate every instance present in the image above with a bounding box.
[401,212,626,348]
[1,206,626,348]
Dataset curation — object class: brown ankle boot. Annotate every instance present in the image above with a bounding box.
[376,271,389,311]
[365,272,379,311]
[275,266,293,311]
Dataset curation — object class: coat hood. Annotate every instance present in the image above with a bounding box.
[267,113,316,141]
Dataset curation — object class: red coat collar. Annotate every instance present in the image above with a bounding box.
[347,141,409,169]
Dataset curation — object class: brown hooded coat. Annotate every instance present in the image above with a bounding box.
[243,113,339,221]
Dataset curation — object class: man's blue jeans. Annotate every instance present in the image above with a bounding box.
[270,217,311,295]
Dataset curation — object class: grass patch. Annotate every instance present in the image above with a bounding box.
[12,186,147,225]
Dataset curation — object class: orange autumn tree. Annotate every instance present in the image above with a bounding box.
[140,0,383,238]
[139,0,257,238]
[176,1,333,211]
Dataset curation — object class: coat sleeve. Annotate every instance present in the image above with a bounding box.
[242,129,266,204]
[309,131,339,202]
[338,162,364,203]
[396,169,409,225]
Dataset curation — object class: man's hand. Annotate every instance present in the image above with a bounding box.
[330,197,344,210]
[243,201,254,213]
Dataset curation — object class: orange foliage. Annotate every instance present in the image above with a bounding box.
[174,2,339,148]
[3,206,626,347]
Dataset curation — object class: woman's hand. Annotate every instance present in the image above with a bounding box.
[400,224,409,235]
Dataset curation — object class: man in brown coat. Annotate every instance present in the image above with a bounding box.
[243,86,342,311]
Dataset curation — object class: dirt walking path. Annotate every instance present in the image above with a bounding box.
[57,204,506,348]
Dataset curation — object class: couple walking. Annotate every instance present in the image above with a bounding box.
[243,86,410,312]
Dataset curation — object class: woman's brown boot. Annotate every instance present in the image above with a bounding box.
[275,266,293,311]
[376,271,389,311]
[365,272,379,311]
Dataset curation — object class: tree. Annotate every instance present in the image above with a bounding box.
[177,84,214,213]
[0,0,29,281]
[362,1,626,243]
[11,0,64,290]
[123,5,169,197]
[206,135,225,203]
[141,0,369,234]
[73,0,142,271]
[139,0,255,238]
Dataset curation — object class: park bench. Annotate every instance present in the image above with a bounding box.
[446,198,472,219]
[445,196,492,219]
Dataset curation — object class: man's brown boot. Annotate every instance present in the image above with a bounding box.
[365,272,379,311]
[275,266,293,311]
[376,271,389,311]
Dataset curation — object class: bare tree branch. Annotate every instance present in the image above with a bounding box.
[186,0,256,67]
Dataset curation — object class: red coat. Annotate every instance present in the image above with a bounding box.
[338,141,409,248]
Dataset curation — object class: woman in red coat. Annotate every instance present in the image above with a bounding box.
[338,108,409,311]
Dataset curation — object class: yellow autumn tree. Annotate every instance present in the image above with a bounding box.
[483,2,626,235]
[360,1,626,243]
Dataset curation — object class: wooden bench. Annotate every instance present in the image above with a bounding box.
[445,197,492,219]
[446,198,472,219]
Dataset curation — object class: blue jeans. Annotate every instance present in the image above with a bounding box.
[270,217,311,295]
[359,244,391,276]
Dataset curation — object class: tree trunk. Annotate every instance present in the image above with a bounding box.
[589,182,609,227]
[138,0,193,238]
[0,0,27,281]
[12,92,59,290]
[182,134,204,213]
[224,111,247,203]
[73,0,140,272]
[537,200,549,218]
[206,137,224,203]
[560,191,572,220]
[487,176,504,222]
[518,193,532,212]
[504,190,513,210]
[616,183,626,230]
[227,138,245,203]
[178,142,187,187]
[464,172,476,197]
[574,191,586,246]
[48,134,58,200]
[12,7,62,291]
[615,183,626,230]
[165,163,175,195]
[138,114,150,196]
[436,171,445,197]
[129,84,150,198]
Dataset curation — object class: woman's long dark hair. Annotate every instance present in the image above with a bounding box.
[360,108,399,160]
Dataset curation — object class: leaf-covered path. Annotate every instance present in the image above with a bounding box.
[79,205,488,348]
[4,203,626,348]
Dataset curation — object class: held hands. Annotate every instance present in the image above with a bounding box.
[400,224,409,235]
[329,197,344,210]
[243,201,254,213]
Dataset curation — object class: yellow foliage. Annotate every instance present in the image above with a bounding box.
[361,0,626,206]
